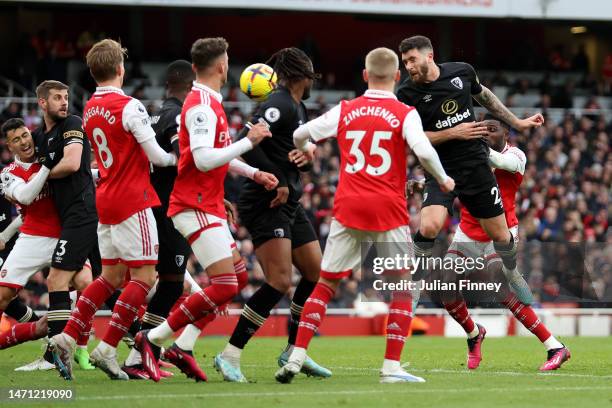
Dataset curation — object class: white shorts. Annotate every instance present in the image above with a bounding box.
[320,219,413,279]
[98,208,159,268]
[0,234,57,289]
[446,225,519,268]
[171,210,233,270]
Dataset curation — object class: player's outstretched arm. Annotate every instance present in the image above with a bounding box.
[403,110,454,192]
[425,121,488,145]
[1,168,50,206]
[473,86,544,131]
[192,123,269,172]
[49,143,83,178]
[228,159,278,190]
[488,148,527,174]
[140,138,177,167]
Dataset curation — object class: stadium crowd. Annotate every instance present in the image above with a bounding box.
[0,72,610,311]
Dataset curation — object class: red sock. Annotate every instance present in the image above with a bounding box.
[235,260,248,291]
[384,293,413,361]
[193,311,217,330]
[64,276,115,341]
[77,317,94,347]
[102,280,151,347]
[166,273,237,331]
[444,299,476,334]
[503,293,551,342]
[0,322,39,349]
[295,282,335,349]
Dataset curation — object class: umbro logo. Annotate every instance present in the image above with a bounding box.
[451,77,463,89]
[306,313,321,322]
[423,94,432,103]
[387,322,401,331]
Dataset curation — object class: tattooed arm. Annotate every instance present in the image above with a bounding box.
[473,85,544,131]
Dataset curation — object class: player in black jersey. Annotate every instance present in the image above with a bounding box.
[397,35,543,357]
[32,80,100,362]
[120,60,196,378]
[216,47,330,382]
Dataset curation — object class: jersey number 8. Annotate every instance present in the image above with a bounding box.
[92,128,114,168]
[345,130,392,176]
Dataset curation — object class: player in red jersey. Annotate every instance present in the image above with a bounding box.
[135,37,276,382]
[275,48,453,384]
[440,114,570,371]
[50,39,178,381]
[0,119,93,355]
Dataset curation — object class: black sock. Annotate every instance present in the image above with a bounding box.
[5,297,39,322]
[229,283,284,349]
[413,230,436,280]
[47,291,71,337]
[494,234,517,270]
[104,289,122,310]
[287,278,317,345]
[140,280,184,360]
[128,318,141,338]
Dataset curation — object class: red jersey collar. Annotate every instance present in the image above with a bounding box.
[192,82,223,103]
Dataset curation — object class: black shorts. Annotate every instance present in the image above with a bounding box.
[0,236,16,270]
[87,244,102,277]
[239,201,318,249]
[422,162,504,219]
[52,222,98,272]
[153,206,190,278]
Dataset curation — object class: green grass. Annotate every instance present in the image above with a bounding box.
[1,336,611,408]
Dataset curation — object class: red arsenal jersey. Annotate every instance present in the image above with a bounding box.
[304,89,423,231]
[168,83,230,219]
[83,86,160,224]
[3,160,61,238]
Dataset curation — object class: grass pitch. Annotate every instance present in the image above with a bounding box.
[1,336,611,408]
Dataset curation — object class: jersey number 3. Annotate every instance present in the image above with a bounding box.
[345,131,392,176]
[92,128,114,169]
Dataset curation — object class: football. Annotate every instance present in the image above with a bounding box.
[239,63,277,101]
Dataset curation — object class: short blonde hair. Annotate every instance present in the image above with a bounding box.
[86,39,127,83]
[365,47,399,81]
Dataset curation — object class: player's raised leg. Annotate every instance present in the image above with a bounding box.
[137,215,238,382]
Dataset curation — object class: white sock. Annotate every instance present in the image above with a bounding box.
[125,347,142,366]
[543,336,563,351]
[78,345,87,350]
[382,359,400,372]
[221,343,242,367]
[467,326,480,339]
[96,341,116,356]
[288,346,306,367]
[148,321,174,347]
[174,324,202,351]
